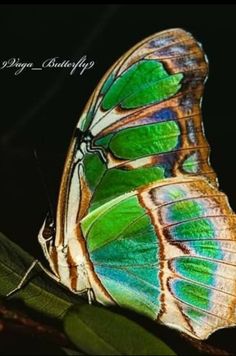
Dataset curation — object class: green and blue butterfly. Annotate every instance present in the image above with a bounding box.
[38,28,236,340]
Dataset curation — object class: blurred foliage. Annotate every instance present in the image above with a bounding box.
[0,232,176,355]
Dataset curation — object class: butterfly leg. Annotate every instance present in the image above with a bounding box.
[87,288,95,305]
[71,287,95,304]
[6,260,60,297]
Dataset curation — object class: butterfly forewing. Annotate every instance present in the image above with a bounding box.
[38,28,236,340]
[57,29,215,233]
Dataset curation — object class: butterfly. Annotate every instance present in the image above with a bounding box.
[38,28,236,340]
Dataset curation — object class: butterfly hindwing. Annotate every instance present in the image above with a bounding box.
[81,176,236,339]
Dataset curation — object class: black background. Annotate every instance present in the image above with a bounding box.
[1,4,236,354]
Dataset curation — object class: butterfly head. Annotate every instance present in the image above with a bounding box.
[38,213,58,274]
[38,207,95,294]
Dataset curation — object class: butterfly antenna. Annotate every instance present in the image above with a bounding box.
[33,148,55,224]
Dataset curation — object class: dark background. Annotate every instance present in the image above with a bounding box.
[1,4,236,354]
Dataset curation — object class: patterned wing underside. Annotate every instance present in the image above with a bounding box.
[79,28,216,212]
[46,29,236,340]
[82,177,236,339]
[56,28,216,246]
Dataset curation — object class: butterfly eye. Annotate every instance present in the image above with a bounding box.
[42,224,55,241]
[41,214,55,242]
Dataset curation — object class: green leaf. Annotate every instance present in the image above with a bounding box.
[62,347,86,355]
[64,304,176,355]
[0,232,82,320]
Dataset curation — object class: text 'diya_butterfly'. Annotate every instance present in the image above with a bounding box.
[36,28,236,340]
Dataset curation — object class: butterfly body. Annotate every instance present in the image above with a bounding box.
[39,28,236,339]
